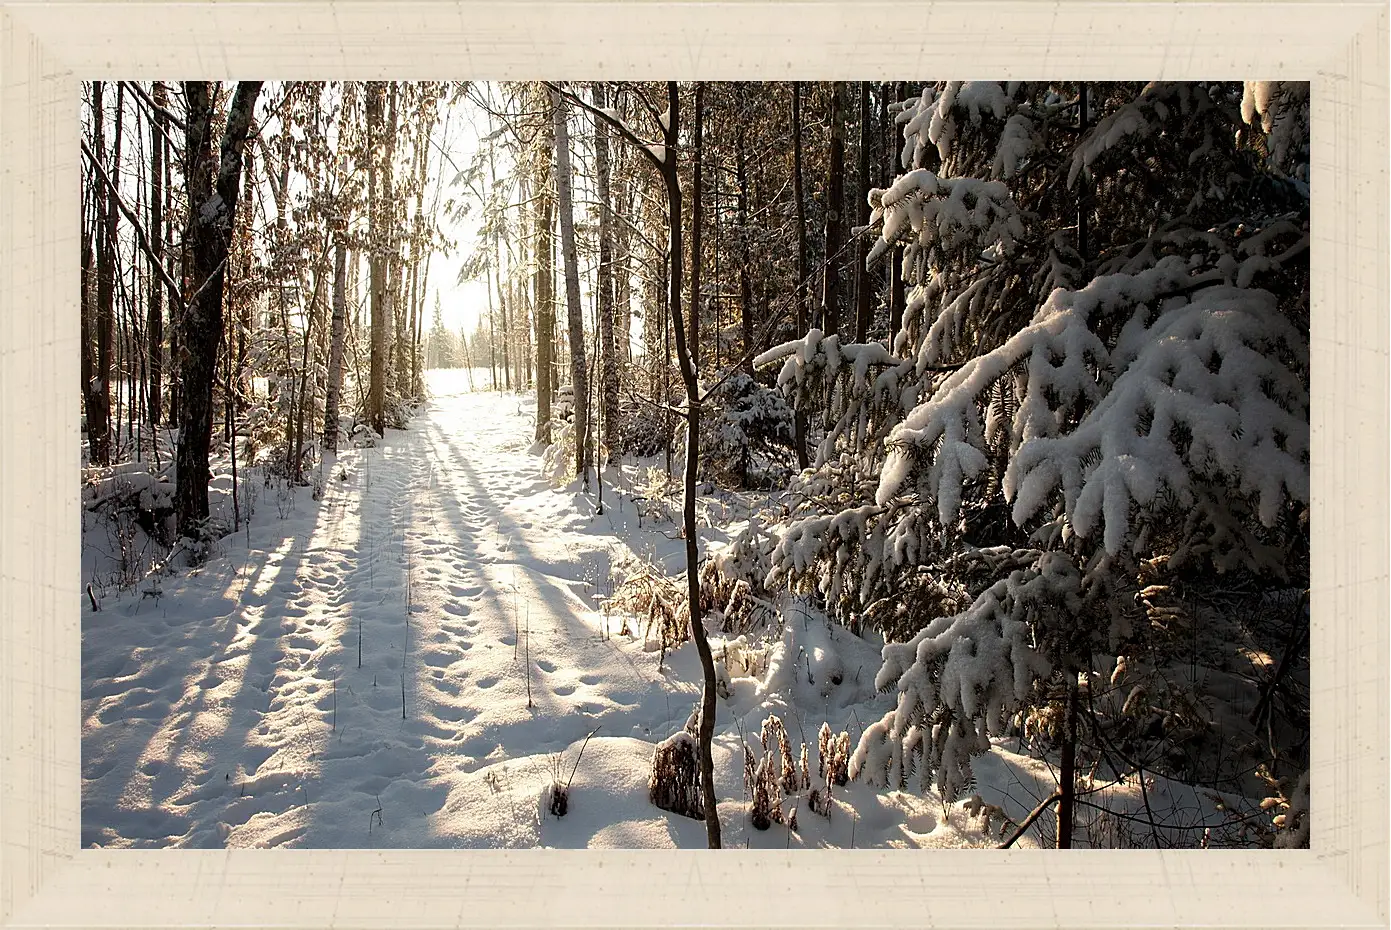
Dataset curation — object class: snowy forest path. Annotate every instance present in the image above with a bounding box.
[403,374,683,773]
[82,369,696,848]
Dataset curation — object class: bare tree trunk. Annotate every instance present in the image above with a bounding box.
[612,152,634,366]
[388,85,410,402]
[366,82,388,435]
[580,82,721,846]
[91,80,116,465]
[410,102,432,397]
[107,83,125,460]
[81,90,100,462]
[494,253,512,389]
[487,279,500,388]
[1057,672,1079,848]
[888,81,907,344]
[176,80,263,541]
[416,249,431,379]
[659,82,721,849]
[552,85,590,478]
[517,176,533,390]
[533,93,555,443]
[592,82,618,457]
[269,130,298,473]
[488,139,512,391]
[853,81,873,343]
[688,82,704,371]
[146,81,166,426]
[324,235,348,452]
[293,237,328,479]
[790,83,810,470]
[165,92,180,431]
[407,235,422,395]
[821,81,847,337]
[735,123,755,376]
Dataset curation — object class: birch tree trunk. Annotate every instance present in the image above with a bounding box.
[322,86,354,454]
[366,82,388,435]
[551,85,591,478]
[612,156,634,366]
[323,235,348,452]
[533,91,555,443]
[518,176,533,390]
[387,85,409,402]
[592,82,618,457]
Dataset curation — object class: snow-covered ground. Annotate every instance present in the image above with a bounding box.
[81,369,1231,849]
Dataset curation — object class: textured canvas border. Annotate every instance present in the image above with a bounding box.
[0,2,1385,927]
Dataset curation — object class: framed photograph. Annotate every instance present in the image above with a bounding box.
[1,1,1385,926]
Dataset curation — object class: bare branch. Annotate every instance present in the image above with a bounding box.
[998,789,1063,849]
[80,136,185,313]
[542,81,666,173]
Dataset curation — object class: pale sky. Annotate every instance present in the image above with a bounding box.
[424,92,490,339]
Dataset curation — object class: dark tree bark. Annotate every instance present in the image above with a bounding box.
[660,83,721,849]
[571,78,722,846]
[175,80,263,541]
[81,86,102,462]
[789,83,810,470]
[91,80,116,466]
[688,82,704,371]
[1057,672,1079,848]
[146,81,166,426]
[106,82,124,456]
[821,81,847,337]
[853,81,873,343]
[735,122,755,376]
[81,179,94,421]
[167,91,182,430]
[552,85,590,478]
[888,81,907,344]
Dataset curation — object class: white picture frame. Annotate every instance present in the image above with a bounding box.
[0,2,1384,926]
